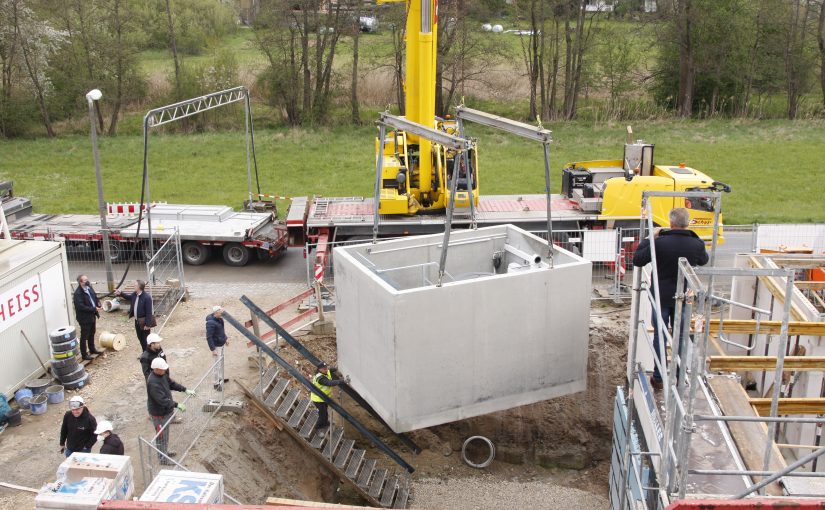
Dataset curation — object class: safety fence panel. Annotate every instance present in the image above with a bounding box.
[145,230,186,322]
[755,224,825,254]
[137,351,239,502]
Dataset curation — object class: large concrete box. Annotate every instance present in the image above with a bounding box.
[333,225,592,432]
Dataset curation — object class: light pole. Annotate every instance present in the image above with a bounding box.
[87,89,115,292]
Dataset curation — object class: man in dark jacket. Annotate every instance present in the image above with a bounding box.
[139,333,167,380]
[115,280,154,351]
[633,207,709,389]
[59,396,97,457]
[146,357,194,464]
[205,306,229,391]
[73,275,102,360]
[95,420,125,455]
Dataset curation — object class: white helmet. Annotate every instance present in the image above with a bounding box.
[147,333,162,344]
[69,395,85,409]
[150,357,169,370]
[94,420,113,435]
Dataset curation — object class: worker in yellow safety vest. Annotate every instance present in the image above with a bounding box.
[311,362,346,434]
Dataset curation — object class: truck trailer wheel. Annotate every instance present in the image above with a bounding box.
[182,241,210,265]
[222,243,251,266]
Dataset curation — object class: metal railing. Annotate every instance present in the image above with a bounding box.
[144,229,186,321]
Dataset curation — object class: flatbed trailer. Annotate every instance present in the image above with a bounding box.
[1,182,287,267]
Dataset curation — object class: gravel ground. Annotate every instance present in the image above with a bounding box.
[412,476,610,509]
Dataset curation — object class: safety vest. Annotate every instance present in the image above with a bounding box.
[311,372,333,403]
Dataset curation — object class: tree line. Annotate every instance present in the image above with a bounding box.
[1,0,824,138]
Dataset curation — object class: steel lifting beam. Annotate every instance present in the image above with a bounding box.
[454,106,552,143]
[222,310,415,473]
[377,112,472,151]
[239,295,422,454]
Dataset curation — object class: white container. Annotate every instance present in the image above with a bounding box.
[57,452,134,500]
[140,470,224,504]
[334,224,592,432]
[35,477,115,510]
[0,240,74,399]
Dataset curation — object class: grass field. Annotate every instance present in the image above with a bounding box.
[2,118,824,224]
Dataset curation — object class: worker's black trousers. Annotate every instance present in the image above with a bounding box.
[79,319,96,356]
[314,401,329,429]
[134,320,150,351]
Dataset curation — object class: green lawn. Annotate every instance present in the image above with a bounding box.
[1,119,823,224]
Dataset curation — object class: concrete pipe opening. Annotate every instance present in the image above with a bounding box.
[462,435,495,469]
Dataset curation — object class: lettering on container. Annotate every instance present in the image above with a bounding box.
[0,275,42,333]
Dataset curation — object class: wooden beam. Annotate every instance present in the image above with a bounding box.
[708,319,825,336]
[748,256,807,322]
[266,497,371,508]
[708,356,825,372]
[750,398,825,416]
[796,281,825,290]
[706,376,785,496]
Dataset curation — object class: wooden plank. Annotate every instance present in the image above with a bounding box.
[708,319,825,336]
[708,356,825,372]
[747,256,807,321]
[0,481,39,493]
[749,398,825,416]
[796,281,825,290]
[266,496,373,508]
[239,381,382,508]
[706,376,786,496]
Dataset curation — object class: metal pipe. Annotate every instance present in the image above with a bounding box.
[503,243,542,266]
[709,293,771,316]
[456,115,476,229]
[692,469,825,477]
[378,113,471,150]
[732,444,825,499]
[244,92,253,206]
[222,310,415,472]
[760,270,797,490]
[453,106,552,143]
[87,90,115,292]
[372,123,386,244]
[695,415,825,424]
[542,142,554,265]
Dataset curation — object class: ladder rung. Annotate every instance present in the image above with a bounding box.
[380,475,398,507]
[345,448,365,478]
[310,429,327,449]
[264,379,289,407]
[357,458,376,488]
[253,367,279,396]
[322,427,344,458]
[276,388,301,418]
[368,468,387,498]
[334,439,355,469]
[299,410,318,439]
[287,399,312,428]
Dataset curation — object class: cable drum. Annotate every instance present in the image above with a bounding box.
[461,435,496,469]
[49,326,77,344]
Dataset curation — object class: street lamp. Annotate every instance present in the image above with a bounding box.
[87,89,115,292]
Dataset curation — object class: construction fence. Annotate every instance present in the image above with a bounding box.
[304,224,824,301]
[137,350,240,503]
[62,229,186,319]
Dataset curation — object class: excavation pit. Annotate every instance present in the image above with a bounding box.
[333,224,592,432]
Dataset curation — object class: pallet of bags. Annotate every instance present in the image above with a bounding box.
[56,452,134,500]
[139,469,224,504]
[35,477,115,510]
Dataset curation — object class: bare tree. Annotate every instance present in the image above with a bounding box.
[675,0,694,117]
[350,4,362,124]
[164,0,182,98]
[818,0,825,111]
[562,0,595,120]
[784,0,814,119]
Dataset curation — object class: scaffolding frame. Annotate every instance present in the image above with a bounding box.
[614,191,825,509]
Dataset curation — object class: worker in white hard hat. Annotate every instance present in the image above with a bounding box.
[59,396,97,457]
[146,357,195,464]
[139,333,167,381]
[95,420,124,455]
[205,305,230,391]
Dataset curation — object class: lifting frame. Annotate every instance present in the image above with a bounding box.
[611,190,825,509]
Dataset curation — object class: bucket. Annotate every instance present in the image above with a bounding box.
[26,378,51,396]
[30,394,48,415]
[102,298,121,312]
[100,331,126,351]
[5,409,22,427]
[14,388,33,409]
[46,385,65,404]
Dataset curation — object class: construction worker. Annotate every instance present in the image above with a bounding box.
[95,420,124,455]
[146,357,195,464]
[59,396,97,457]
[311,362,346,434]
[139,333,167,380]
[205,305,229,391]
[633,207,709,390]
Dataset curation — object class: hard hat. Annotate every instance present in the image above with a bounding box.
[147,333,162,344]
[317,361,328,369]
[69,395,85,409]
[94,420,113,435]
[151,357,169,370]
[212,305,223,313]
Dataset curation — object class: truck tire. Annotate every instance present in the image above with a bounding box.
[222,243,251,267]
[182,242,210,265]
[106,241,124,263]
